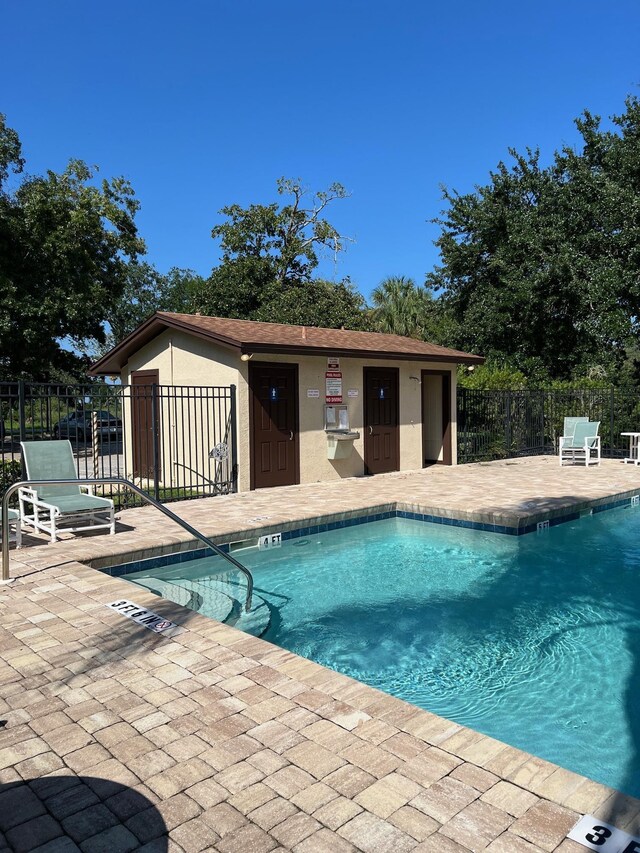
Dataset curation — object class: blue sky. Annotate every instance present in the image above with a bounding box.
[3,1,639,301]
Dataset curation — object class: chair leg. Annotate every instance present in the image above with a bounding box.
[110,508,115,535]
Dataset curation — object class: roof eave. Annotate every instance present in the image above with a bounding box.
[243,342,485,364]
[88,313,242,375]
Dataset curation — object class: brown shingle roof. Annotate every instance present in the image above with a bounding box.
[89,312,484,374]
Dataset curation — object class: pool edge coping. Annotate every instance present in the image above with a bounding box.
[89,486,640,573]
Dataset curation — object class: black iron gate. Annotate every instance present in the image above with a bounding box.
[0,381,237,505]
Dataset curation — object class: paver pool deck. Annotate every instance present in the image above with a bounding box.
[2,456,640,852]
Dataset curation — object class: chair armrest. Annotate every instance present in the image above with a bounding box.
[18,486,39,501]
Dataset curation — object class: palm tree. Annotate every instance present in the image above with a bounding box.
[370,276,433,339]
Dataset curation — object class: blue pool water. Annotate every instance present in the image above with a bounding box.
[122,509,640,796]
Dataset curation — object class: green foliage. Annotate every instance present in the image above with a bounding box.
[370,276,447,340]
[429,95,640,382]
[0,114,144,380]
[457,361,528,390]
[212,178,351,288]
[0,460,22,501]
[191,257,274,319]
[252,279,370,330]
[182,178,369,332]
[79,264,207,359]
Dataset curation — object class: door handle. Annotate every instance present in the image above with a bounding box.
[369,426,373,435]
[289,430,294,441]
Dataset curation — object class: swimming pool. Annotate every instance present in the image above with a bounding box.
[116,506,640,797]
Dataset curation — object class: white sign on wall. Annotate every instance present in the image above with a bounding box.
[347,389,359,398]
[307,389,320,398]
[327,356,340,370]
[326,371,343,403]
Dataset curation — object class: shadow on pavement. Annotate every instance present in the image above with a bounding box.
[0,776,168,852]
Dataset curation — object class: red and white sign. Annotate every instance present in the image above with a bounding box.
[325,371,343,403]
[327,356,340,370]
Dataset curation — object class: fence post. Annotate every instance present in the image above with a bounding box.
[505,391,512,458]
[92,411,100,481]
[17,380,25,444]
[16,380,26,478]
[610,385,615,459]
[151,384,160,502]
[460,389,467,464]
[230,385,238,493]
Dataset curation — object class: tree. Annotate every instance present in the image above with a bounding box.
[191,257,274,320]
[252,279,369,330]
[195,177,368,330]
[0,114,144,380]
[370,276,435,338]
[428,96,640,382]
[77,264,206,359]
[211,178,352,289]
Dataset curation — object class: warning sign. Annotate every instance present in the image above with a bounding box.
[106,600,186,638]
[325,371,343,403]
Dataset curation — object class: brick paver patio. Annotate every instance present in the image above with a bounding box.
[2,457,640,852]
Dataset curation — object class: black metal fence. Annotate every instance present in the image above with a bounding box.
[457,387,640,463]
[0,381,237,506]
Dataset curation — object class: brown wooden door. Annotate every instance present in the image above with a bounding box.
[131,370,160,479]
[250,363,299,489]
[364,367,400,475]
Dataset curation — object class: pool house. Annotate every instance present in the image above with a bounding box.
[90,312,484,492]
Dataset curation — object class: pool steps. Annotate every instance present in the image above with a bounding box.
[116,559,271,637]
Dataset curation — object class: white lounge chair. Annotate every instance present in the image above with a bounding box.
[19,440,115,543]
[559,421,601,467]
[0,508,22,548]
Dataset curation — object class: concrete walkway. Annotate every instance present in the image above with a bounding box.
[2,457,640,852]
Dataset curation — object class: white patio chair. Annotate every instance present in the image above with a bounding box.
[559,421,601,467]
[19,440,115,543]
[0,507,22,548]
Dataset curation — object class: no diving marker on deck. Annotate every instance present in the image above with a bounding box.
[106,600,186,638]
[568,814,640,852]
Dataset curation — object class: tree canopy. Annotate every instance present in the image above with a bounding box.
[80,178,368,361]
[189,178,368,330]
[0,114,144,380]
[428,95,640,383]
[78,264,206,360]
[370,276,441,339]
[211,178,351,288]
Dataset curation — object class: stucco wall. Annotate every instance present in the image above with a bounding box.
[120,334,458,493]
[122,329,239,387]
[236,353,457,491]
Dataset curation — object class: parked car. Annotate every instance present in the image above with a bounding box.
[52,411,123,443]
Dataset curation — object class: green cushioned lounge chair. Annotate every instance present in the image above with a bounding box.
[559,421,601,467]
[19,440,115,543]
[0,508,22,548]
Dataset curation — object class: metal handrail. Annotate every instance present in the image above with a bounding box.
[1,478,253,611]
